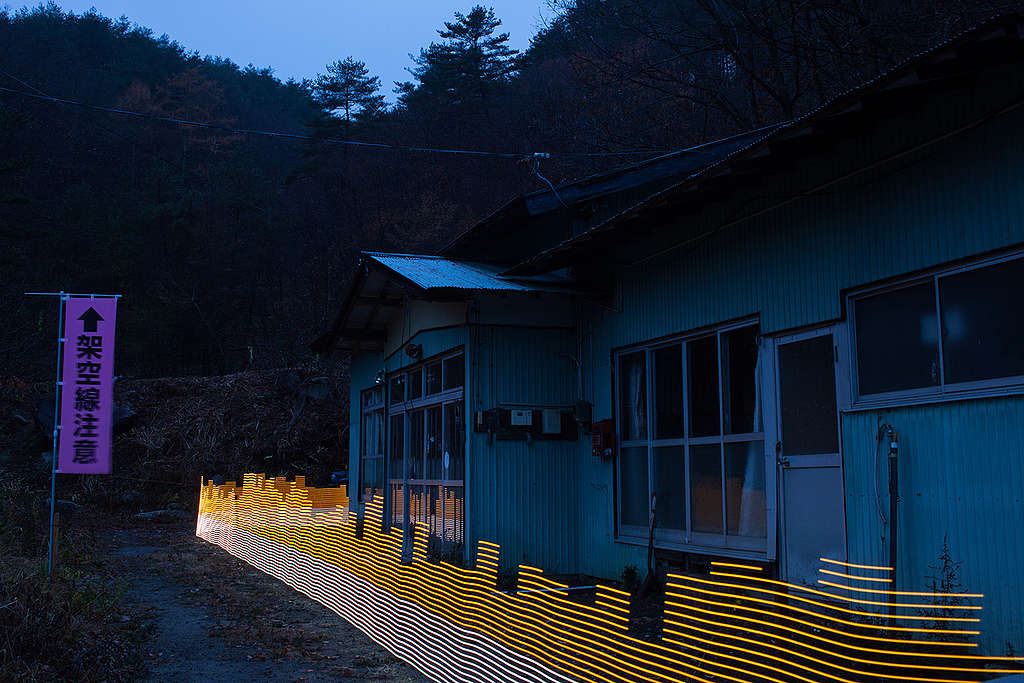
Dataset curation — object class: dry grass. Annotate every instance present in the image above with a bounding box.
[0,477,153,682]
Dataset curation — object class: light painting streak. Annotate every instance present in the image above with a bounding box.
[196,474,1024,682]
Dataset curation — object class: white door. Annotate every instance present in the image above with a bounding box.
[772,326,849,586]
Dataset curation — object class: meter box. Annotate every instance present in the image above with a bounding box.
[472,407,578,441]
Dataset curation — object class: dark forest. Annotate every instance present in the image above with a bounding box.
[1,0,1012,379]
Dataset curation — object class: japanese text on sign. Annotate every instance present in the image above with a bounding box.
[57,298,117,474]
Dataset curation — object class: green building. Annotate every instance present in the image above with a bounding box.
[315,15,1024,652]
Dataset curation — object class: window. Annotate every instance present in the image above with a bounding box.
[851,252,1024,403]
[359,387,385,502]
[382,349,465,548]
[389,375,405,404]
[615,321,767,554]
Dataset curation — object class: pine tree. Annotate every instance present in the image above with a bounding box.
[313,57,385,127]
[398,6,519,111]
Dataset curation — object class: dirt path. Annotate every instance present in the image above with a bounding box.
[102,523,428,682]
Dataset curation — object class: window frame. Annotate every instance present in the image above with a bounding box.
[613,317,770,558]
[383,347,466,547]
[848,248,1024,410]
[387,349,465,416]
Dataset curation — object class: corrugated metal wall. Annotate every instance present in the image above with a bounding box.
[342,68,1024,650]
[577,70,1024,652]
[467,324,582,574]
[350,320,584,575]
[577,331,648,578]
[843,398,1024,653]
[601,86,1024,348]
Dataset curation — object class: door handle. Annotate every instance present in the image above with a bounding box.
[778,457,791,468]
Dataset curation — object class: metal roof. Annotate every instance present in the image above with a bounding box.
[440,124,784,262]
[308,252,580,353]
[364,252,576,293]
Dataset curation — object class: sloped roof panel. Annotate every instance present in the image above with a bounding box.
[364,252,575,292]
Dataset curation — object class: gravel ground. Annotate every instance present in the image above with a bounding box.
[101,522,428,682]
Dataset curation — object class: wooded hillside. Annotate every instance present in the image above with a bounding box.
[0,1,1008,379]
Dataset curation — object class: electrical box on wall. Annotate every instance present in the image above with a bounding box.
[574,400,593,431]
[541,409,561,435]
[591,419,615,458]
[474,406,578,440]
[474,409,497,433]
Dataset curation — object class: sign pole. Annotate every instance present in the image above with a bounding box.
[27,291,121,577]
[47,291,66,577]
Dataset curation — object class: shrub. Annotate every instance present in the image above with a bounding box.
[0,474,151,681]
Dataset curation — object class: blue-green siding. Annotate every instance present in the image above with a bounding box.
[842,398,1024,652]
[350,322,582,574]
[574,75,1024,651]
[467,325,580,574]
[345,65,1024,651]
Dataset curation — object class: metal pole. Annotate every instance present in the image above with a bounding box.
[27,290,120,576]
[26,292,121,299]
[47,291,66,577]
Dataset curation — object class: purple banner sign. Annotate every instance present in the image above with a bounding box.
[57,297,117,474]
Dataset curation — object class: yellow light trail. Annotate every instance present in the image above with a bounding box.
[195,474,1023,683]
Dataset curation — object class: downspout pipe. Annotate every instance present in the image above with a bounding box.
[888,430,900,587]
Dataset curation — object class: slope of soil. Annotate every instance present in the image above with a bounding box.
[0,364,350,512]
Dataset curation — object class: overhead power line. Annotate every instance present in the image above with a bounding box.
[0,82,670,160]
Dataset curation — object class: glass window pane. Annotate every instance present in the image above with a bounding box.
[940,258,1024,385]
[443,402,464,481]
[425,363,442,394]
[688,335,720,437]
[374,411,385,456]
[362,458,384,499]
[389,375,405,404]
[653,446,685,531]
[411,484,426,528]
[390,481,404,527]
[426,406,442,479]
[619,446,650,528]
[388,414,404,480]
[653,345,683,439]
[619,352,647,441]
[362,389,378,409]
[360,409,384,501]
[408,369,422,400]
[778,335,838,456]
[725,441,766,538]
[689,444,723,534]
[362,410,382,460]
[408,410,424,479]
[362,412,378,459]
[388,414,404,527]
[443,355,465,390]
[855,283,939,395]
[721,326,760,434]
